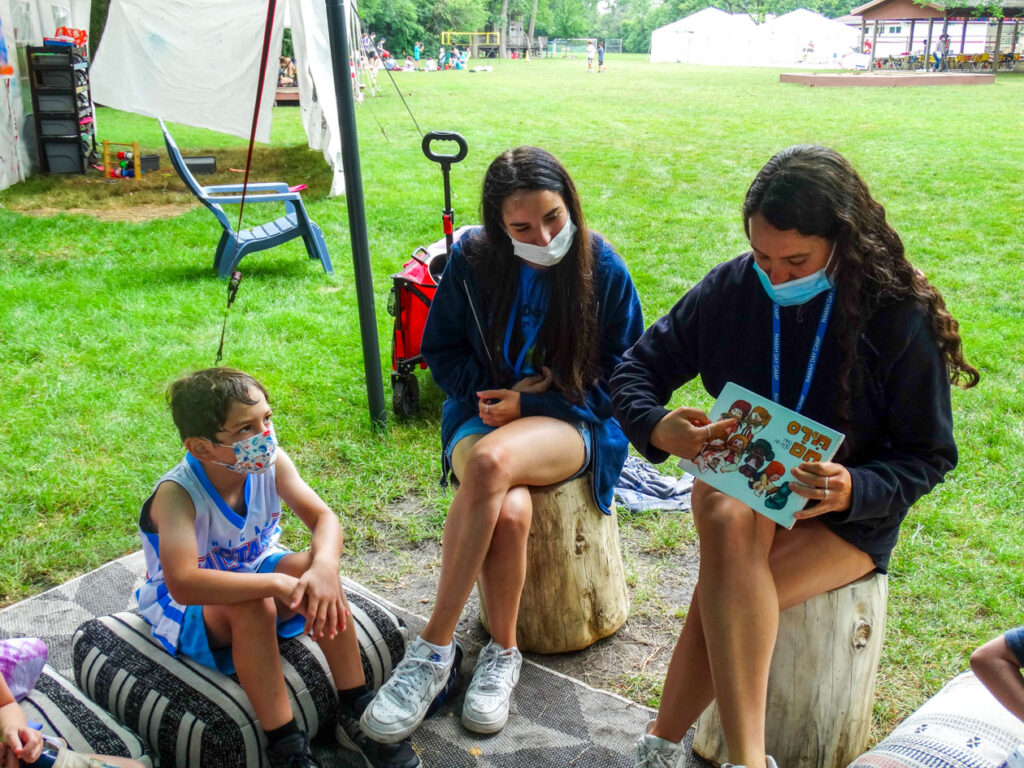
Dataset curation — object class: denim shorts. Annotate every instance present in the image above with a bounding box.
[444,415,592,484]
[1005,625,1024,667]
[178,551,306,675]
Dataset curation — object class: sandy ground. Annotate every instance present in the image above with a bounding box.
[347,499,700,704]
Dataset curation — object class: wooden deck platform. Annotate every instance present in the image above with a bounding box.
[275,86,300,105]
[780,71,996,87]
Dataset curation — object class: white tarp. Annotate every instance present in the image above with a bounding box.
[650,8,756,65]
[750,9,860,66]
[90,0,355,196]
[0,0,90,190]
[91,0,284,143]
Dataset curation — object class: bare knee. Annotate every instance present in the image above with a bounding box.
[224,596,278,629]
[971,636,1012,676]
[694,502,772,564]
[494,489,532,541]
[462,441,513,493]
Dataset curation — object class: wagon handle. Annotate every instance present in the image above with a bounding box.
[422,131,468,258]
[422,131,468,166]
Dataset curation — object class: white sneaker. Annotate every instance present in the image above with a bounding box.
[460,640,523,733]
[633,721,686,768]
[723,757,780,768]
[1006,743,1024,768]
[359,637,457,743]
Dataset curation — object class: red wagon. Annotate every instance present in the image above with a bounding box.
[387,131,468,417]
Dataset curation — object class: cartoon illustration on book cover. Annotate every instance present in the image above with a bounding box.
[679,382,844,528]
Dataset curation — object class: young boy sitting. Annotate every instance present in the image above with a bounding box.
[971,626,1024,768]
[137,368,417,768]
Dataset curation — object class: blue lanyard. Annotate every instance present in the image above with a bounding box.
[771,288,835,414]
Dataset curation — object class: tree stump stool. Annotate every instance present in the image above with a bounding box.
[693,571,888,768]
[478,474,630,654]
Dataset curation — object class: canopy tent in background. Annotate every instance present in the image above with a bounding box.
[0,0,91,191]
[750,9,861,66]
[649,8,756,65]
[649,6,860,68]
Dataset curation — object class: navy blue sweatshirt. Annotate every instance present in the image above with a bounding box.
[610,253,957,571]
[422,227,644,514]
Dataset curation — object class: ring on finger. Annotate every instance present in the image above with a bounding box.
[484,404,490,414]
[705,425,711,441]
[824,488,830,499]
[825,476,830,490]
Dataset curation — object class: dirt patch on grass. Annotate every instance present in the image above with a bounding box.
[346,500,699,707]
[13,203,196,221]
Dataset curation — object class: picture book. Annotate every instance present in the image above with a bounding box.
[677,382,845,529]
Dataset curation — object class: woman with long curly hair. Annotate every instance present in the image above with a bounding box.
[611,145,978,768]
[360,146,645,743]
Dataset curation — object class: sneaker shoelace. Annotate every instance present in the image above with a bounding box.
[383,654,443,704]
[637,747,676,768]
[473,647,518,694]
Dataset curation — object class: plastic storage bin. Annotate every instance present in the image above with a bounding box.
[43,139,84,173]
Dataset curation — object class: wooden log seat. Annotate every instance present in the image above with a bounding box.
[478,474,631,654]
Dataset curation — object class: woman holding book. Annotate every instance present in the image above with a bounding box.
[611,145,979,768]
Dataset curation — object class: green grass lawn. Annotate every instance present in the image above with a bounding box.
[1,54,1022,734]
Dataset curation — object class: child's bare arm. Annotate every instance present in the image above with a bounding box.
[0,674,43,765]
[971,634,1024,722]
[151,482,298,607]
[274,449,346,638]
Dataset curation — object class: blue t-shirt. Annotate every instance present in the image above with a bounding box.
[503,264,549,378]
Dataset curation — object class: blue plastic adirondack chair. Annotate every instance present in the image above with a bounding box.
[159,119,333,279]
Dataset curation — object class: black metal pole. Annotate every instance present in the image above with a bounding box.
[325,0,387,427]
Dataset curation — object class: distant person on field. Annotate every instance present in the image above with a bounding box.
[586,41,596,71]
[413,41,421,65]
[598,42,606,71]
[971,628,1024,768]
[136,368,418,768]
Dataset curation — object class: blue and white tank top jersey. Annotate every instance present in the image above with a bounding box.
[136,452,287,653]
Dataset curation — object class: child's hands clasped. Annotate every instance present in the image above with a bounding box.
[1,722,44,767]
[288,562,349,641]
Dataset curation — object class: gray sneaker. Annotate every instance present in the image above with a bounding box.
[634,721,685,768]
[461,640,523,733]
[359,637,456,743]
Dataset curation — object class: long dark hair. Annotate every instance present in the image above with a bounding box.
[463,146,598,403]
[742,145,979,416]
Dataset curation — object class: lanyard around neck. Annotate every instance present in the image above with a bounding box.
[771,288,835,414]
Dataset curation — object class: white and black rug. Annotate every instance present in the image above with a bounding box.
[0,552,678,767]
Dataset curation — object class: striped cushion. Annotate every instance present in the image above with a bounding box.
[850,672,1024,768]
[71,591,407,768]
[19,665,152,766]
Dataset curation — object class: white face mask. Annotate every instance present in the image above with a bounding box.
[507,218,577,267]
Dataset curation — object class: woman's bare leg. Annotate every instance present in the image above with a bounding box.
[478,486,533,648]
[420,417,584,646]
[650,482,875,766]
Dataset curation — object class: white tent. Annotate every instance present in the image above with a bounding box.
[649,8,756,65]
[649,7,859,68]
[0,0,363,195]
[749,9,860,66]
[91,0,363,196]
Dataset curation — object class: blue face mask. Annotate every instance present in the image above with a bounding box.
[752,241,836,307]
